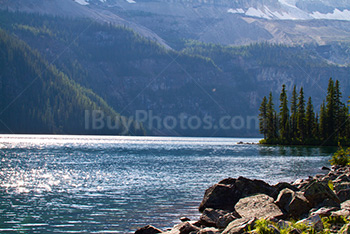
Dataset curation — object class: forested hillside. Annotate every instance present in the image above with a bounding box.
[0,10,349,136]
[0,28,144,135]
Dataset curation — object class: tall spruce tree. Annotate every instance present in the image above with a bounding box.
[325,78,335,141]
[297,87,306,141]
[267,92,277,140]
[290,85,298,139]
[319,101,327,140]
[279,84,290,141]
[259,96,268,139]
[305,97,315,139]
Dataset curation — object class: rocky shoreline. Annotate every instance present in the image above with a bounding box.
[135,165,350,234]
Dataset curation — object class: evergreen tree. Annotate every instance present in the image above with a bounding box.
[297,87,306,141]
[325,78,335,141]
[305,97,315,139]
[259,96,268,139]
[319,101,327,140]
[279,84,289,141]
[266,92,277,140]
[290,85,298,140]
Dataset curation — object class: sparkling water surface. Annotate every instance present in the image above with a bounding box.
[0,135,336,233]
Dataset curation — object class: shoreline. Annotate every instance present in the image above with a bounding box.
[135,165,350,234]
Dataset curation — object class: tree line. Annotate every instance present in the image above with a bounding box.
[259,78,350,146]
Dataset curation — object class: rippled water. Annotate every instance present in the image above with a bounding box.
[0,135,336,233]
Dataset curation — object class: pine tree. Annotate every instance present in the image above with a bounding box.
[319,101,327,140]
[305,97,315,139]
[266,92,277,140]
[290,85,298,140]
[325,78,335,141]
[279,84,289,141]
[297,87,306,141]
[259,96,268,139]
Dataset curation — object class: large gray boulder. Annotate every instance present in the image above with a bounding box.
[275,188,311,219]
[234,194,284,220]
[199,208,239,228]
[199,177,277,212]
[304,181,341,208]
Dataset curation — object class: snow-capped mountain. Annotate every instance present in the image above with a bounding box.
[75,0,350,21]
[2,0,350,46]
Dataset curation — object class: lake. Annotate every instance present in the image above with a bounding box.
[0,135,336,233]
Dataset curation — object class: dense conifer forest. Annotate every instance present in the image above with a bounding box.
[259,79,350,146]
[0,28,144,135]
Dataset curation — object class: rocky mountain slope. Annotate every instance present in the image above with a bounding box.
[1,11,348,137]
[1,0,350,48]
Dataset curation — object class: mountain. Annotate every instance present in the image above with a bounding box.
[1,0,350,48]
[1,11,348,137]
[0,27,144,135]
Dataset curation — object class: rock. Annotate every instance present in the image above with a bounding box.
[276,220,292,230]
[304,181,341,208]
[198,227,221,234]
[234,194,284,220]
[222,217,256,234]
[164,222,200,234]
[274,182,299,192]
[334,174,350,183]
[200,208,229,227]
[322,166,331,171]
[135,225,163,234]
[311,207,339,217]
[275,188,294,212]
[199,177,276,212]
[334,182,350,192]
[341,200,350,210]
[296,214,324,231]
[217,213,238,229]
[337,189,350,203]
[180,217,191,222]
[340,223,350,234]
[331,209,350,217]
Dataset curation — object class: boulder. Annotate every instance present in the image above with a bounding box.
[274,182,299,193]
[340,223,350,234]
[334,182,350,192]
[199,177,276,212]
[135,225,163,234]
[198,227,221,234]
[164,222,200,234]
[221,218,256,234]
[200,209,229,227]
[304,181,340,208]
[217,213,238,229]
[180,217,191,222]
[234,194,284,220]
[341,200,350,210]
[337,189,350,203]
[331,209,350,217]
[311,207,339,217]
[296,214,323,232]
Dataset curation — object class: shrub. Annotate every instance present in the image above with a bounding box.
[330,146,350,166]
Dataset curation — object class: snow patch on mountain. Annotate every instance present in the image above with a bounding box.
[126,0,136,3]
[74,0,89,5]
[311,9,350,20]
[228,1,350,21]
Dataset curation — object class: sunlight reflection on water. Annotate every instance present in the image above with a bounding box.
[0,135,335,233]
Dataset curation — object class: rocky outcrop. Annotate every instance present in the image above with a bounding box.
[234,194,284,220]
[135,165,350,234]
[199,177,277,212]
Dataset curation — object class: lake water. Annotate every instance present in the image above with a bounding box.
[0,135,336,233]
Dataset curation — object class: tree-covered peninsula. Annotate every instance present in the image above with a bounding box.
[259,78,350,146]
